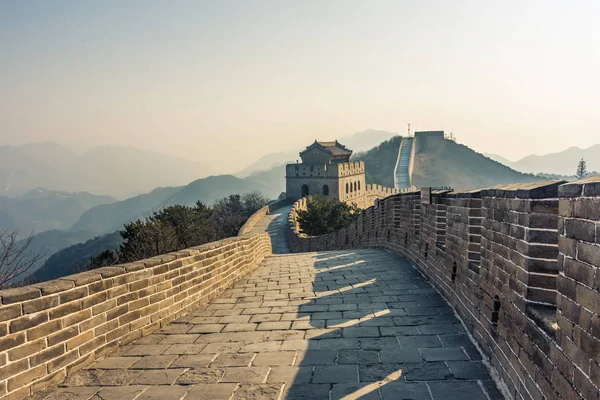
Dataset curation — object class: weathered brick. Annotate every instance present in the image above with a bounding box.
[92,299,117,316]
[0,287,40,304]
[48,326,79,347]
[60,272,102,286]
[0,358,28,381]
[30,344,65,367]
[577,242,600,267]
[565,219,597,242]
[9,312,48,333]
[58,287,89,303]
[64,309,92,326]
[78,314,105,333]
[27,319,62,341]
[8,339,46,362]
[31,280,74,295]
[67,330,94,351]
[7,364,45,392]
[577,285,600,315]
[81,292,108,309]
[47,349,79,374]
[0,305,22,322]
[49,301,81,320]
[106,304,129,321]
[22,295,59,314]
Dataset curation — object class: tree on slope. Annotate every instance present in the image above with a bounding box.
[576,158,588,180]
[296,197,362,236]
[89,191,270,266]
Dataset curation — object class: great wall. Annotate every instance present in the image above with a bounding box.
[0,138,598,399]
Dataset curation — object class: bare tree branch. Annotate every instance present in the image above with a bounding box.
[0,229,46,289]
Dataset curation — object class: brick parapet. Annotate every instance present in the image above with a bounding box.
[556,175,600,399]
[0,233,272,399]
[286,177,600,400]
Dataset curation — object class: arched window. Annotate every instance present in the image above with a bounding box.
[354,182,357,192]
[350,182,353,192]
[346,183,349,194]
[322,185,329,196]
[358,181,361,190]
[301,184,309,197]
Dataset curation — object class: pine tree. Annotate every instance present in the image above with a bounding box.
[576,158,588,180]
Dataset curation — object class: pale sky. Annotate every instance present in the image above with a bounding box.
[1,1,599,172]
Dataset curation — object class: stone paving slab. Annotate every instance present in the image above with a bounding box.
[38,207,504,399]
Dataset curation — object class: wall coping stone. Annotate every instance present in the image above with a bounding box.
[559,175,600,198]
[447,189,483,198]
[481,180,565,199]
[0,232,266,306]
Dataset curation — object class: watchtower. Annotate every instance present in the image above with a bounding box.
[285,140,366,206]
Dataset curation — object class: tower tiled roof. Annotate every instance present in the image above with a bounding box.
[301,140,352,157]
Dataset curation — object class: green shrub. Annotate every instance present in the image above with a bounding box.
[297,197,362,236]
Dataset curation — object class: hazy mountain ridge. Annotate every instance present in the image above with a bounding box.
[0,188,115,238]
[69,174,283,236]
[0,142,216,199]
[485,145,600,176]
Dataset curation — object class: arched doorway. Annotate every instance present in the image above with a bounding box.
[322,185,329,196]
[301,184,309,197]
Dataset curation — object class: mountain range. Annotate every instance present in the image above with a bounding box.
[15,172,284,282]
[69,174,282,236]
[0,188,115,238]
[0,142,216,199]
[485,144,600,176]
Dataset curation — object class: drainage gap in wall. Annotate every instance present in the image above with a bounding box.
[451,262,457,282]
[492,295,501,325]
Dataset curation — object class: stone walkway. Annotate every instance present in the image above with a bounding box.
[248,205,292,254]
[41,208,503,400]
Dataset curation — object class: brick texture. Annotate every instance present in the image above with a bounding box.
[287,176,600,400]
[0,232,272,399]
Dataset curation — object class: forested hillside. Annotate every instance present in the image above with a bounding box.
[351,135,540,190]
[29,232,123,283]
[412,139,538,189]
[352,136,403,187]
[27,193,269,283]
[70,174,282,236]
